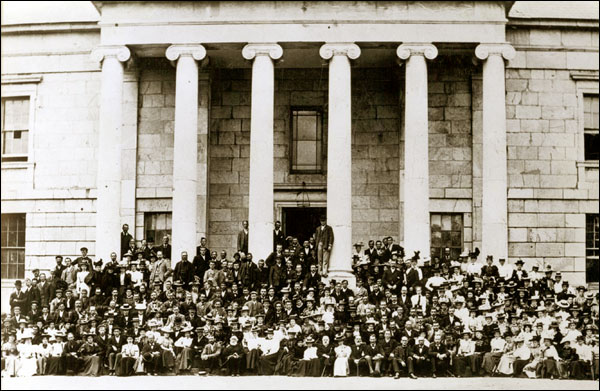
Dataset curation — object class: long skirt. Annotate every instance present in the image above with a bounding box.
[176,348,193,373]
[16,357,38,377]
[245,349,260,373]
[496,354,515,375]
[162,350,176,372]
[522,358,540,378]
[481,352,502,375]
[540,359,559,378]
[258,352,280,375]
[46,356,65,375]
[64,355,81,374]
[2,356,18,377]
[80,356,101,376]
[333,357,349,377]
[118,356,137,376]
[293,358,321,377]
[223,356,244,375]
[274,352,296,375]
[134,357,145,374]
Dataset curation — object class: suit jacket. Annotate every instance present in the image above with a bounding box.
[108,336,125,354]
[382,268,403,288]
[269,263,286,288]
[174,260,195,285]
[314,225,334,248]
[273,230,285,251]
[364,343,385,357]
[121,232,133,258]
[237,230,249,253]
[409,345,429,359]
[429,342,449,359]
[149,259,172,284]
[155,244,172,260]
[9,290,27,312]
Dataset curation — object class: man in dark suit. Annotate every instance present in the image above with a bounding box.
[10,280,28,314]
[120,224,134,260]
[314,215,334,277]
[237,220,249,254]
[173,251,195,288]
[269,256,286,291]
[385,237,405,259]
[364,334,385,376]
[409,337,430,378]
[480,255,499,281]
[154,235,172,261]
[273,220,285,252]
[107,327,125,375]
[429,334,450,378]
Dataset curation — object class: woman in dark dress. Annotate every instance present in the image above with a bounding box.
[78,333,102,376]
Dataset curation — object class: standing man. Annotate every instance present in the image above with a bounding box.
[149,250,172,290]
[314,215,334,278]
[155,235,172,261]
[273,221,285,252]
[174,251,195,289]
[120,224,133,261]
[10,280,28,314]
[237,221,249,255]
[73,247,92,267]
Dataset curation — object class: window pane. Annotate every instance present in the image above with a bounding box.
[584,95,599,130]
[296,140,317,167]
[431,214,441,228]
[586,258,599,283]
[2,98,30,130]
[451,231,462,247]
[584,132,599,160]
[431,231,442,247]
[441,215,452,231]
[297,115,317,141]
[451,215,463,231]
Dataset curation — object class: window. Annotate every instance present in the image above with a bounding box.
[1,97,30,162]
[290,108,323,173]
[144,212,172,246]
[1,214,26,279]
[586,214,599,283]
[584,95,599,161]
[430,213,463,260]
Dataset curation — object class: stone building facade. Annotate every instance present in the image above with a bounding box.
[1,1,598,310]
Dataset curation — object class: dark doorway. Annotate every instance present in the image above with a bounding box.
[282,207,326,244]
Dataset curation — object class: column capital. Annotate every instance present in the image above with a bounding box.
[319,43,361,60]
[91,45,131,64]
[166,44,207,62]
[396,43,438,61]
[475,43,515,61]
[242,43,283,60]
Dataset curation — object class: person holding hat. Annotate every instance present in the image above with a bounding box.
[140,333,162,376]
[62,331,82,376]
[117,333,139,376]
[200,333,222,375]
[173,326,194,374]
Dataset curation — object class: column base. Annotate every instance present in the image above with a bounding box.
[324,270,356,290]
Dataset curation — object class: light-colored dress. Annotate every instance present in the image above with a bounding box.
[16,343,38,377]
[76,270,91,294]
[496,342,516,375]
[333,345,352,377]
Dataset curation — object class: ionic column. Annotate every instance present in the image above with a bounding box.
[91,45,131,261]
[397,43,438,259]
[319,43,361,282]
[166,44,207,263]
[475,43,515,260]
[242,43,283,260]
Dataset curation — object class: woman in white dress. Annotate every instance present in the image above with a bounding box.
[76,262,91,295]
[16,331,37,377]
[333,335,351,377]
[496,335,517,375]
[129,262,144,289]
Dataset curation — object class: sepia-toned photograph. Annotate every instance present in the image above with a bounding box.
[0,1,598,389]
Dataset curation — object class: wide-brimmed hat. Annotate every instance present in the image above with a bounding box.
[557,300,570,309]
[515,259,525,265]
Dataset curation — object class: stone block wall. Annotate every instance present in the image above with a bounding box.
[505,63,598,283]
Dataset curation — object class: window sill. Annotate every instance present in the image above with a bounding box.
[577,161,599,168]
[1,161,33,170]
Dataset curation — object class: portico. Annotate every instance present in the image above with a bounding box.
[90,1,513,277]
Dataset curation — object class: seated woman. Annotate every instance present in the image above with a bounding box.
[539,336,560,379]
[16,330,38,377]
[294,335,321,377]
[46,332,66,375]
[117,334,139,376]
[1,332,19,377]
[333,335,351,377]
[174,326,194,374]
[496,335,517,376]
[480,328,506,375]
[160,329,176,374]
[78,333,102,376]
[35,334,52,375]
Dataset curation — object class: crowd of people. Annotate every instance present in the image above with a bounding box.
[2,220,599,380]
